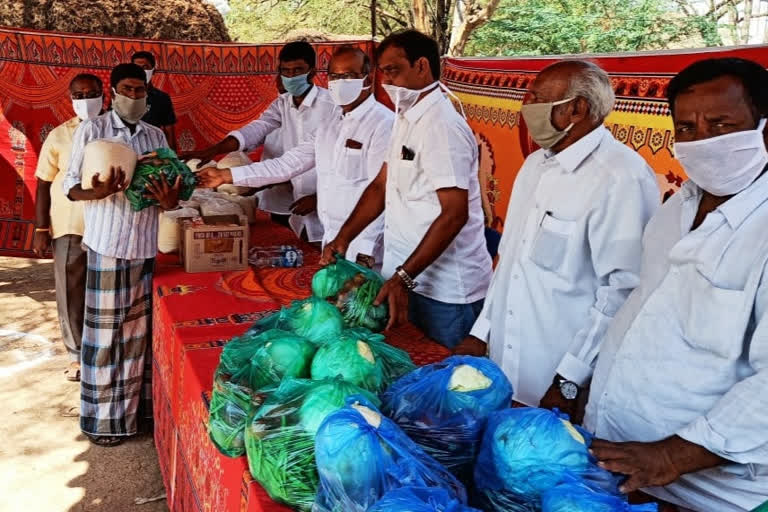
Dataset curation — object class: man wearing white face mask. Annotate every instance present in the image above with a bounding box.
[321,30,492,349]
[63,63,180,447]
[183,41,335,244]
[33,73,104,382]
[585,58,768,512]
[455,61,660,416]
[198,46,392,268]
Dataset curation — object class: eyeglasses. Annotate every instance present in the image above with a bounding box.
[71,91,102,100]
[328,72,366,81]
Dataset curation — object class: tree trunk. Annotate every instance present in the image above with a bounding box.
[447,0,502,56]
[411,0,431,35]
[743,0,753,44]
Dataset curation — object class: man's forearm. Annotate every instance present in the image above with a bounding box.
[207,136,240,159]
[35,180,52,228]
[662,435,726,476]
[336,175,386,245]
[67,184,100,202]
[401,205,467,279]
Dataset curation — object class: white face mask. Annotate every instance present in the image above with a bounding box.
[145,69,154,83]
[382,82,438,115]
[328,77,369,107]
[674,118,768,197]
[72,96,103,121]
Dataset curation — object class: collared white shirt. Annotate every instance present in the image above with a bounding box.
[229,85,338,242]
[231,95,393,263]
[585,173,768,512]
[35,116,85,238]
[382,87,491,304]
[470,126,659,406]
[62,110,168,260]
[256,129,294,215]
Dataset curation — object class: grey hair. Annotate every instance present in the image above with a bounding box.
[563,61,615,122]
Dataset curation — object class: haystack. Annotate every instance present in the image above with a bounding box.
[2,0,231,42]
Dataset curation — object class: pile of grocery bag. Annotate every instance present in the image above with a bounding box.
[206,257,657,512]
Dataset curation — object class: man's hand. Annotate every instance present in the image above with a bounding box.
[539,375,588,425]
[591,438,683,493]
[197,167,232,189]
[320,238,349,266]
[144,174,181,210]
[374,275,410,331]
[91,166,127,199]
[291,194,317,216]
[453,335,487,357]
[33,229,51,258]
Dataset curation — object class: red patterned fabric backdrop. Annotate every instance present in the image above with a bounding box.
[0,27,374,257]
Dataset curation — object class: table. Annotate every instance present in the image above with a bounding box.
[152,214,451,512]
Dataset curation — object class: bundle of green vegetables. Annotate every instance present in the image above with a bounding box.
[125,147,197,211]
[208,372,260,457]
[311,257,389,331]
[244,377,381,511]
[310,328,415,393]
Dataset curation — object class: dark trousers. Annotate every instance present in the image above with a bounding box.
[408,292,485,349]
[53,235,87,362]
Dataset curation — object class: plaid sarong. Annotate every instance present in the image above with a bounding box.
[80,249,155,436]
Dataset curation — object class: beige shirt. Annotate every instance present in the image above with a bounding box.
[35,117,84,238]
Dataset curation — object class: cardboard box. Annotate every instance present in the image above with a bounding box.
[180,214,249,273]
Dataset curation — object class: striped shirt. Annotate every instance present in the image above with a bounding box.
[62,110,168,260]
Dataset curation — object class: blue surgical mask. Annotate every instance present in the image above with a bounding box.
[281,73,312,97]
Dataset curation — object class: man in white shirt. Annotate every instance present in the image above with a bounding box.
[63,63,180,447]
[455,61,660,413]
[33,73,104,382]
[321,30,492,349]
[586,58,768,512]
[183,41,336,243]
[198,46,392,267]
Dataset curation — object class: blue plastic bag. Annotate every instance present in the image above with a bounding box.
[474,407,620,511]
[313,396,467,512]
[541,482,658,512]
[368,487,482,512]
[381,356,512,480]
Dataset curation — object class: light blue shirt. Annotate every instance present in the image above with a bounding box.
[585,173,768,511]
[471,126,660,406]
[62,110,168,260]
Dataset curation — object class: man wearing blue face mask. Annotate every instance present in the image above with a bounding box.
[183,41,336,243]
[584,58,768,511]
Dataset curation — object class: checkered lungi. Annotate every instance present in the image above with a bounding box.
[80,249,155,437]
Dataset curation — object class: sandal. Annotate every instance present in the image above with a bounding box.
[65,362,81,382]
[85,434,126,447]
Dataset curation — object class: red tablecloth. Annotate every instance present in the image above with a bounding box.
[152,213,451,512]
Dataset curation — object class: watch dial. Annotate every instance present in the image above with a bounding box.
[561,381,578,400]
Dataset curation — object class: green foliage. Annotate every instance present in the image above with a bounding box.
[226,0,371,42]
[465,0,721,56]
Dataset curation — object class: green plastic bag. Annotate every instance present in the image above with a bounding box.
[310,328,416,393]
[246,329,316,391]
[208,372,263,458]
[285,297,345,345]
[244,377,381,511]
[312,257,389,331]
[125,147,197,211]
[218,332,264,386]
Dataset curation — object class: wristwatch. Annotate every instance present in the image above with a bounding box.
[557,377,579,400]
[395,266,418,290]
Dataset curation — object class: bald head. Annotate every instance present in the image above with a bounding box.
[534,60,615,123]
[331,45,370,75]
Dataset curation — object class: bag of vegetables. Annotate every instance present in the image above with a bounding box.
[381,356,512,482]
[473,408,620,512]
[310,328,415,393]
[311,257,388,331]
[208,372,261,457]
[244,329,316,391]
[125,147,197,211]
[541,481,658,512]
[368,487,482,512]
[244,378,380,511]
[313,397,467,512]
[246,297,344,345]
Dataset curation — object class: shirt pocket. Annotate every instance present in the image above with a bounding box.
[529,212,577,274]
[338,147,365,183]
[681,270,747,360]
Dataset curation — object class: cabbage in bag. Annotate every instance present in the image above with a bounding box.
[381,356,512,481]
[474,408,620,511]
[245,298,345,345]
[313,397,467,512]
[312,257,389,331]
[244,378,380,511]
[368,487,482,512]
[125,148,197,211]
[541,481,658,512]
[310,328,415,393]
[246,329,316,391]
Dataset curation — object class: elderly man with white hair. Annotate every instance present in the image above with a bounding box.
[455,60,660,417]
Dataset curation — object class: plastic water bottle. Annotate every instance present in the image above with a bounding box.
[248,245,304,268]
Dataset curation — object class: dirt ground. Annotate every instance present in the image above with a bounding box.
[0,256,168,512]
